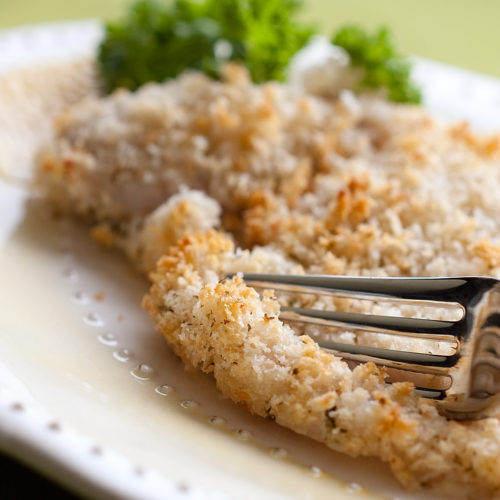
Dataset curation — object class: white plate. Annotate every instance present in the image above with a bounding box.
[1,20,500,500]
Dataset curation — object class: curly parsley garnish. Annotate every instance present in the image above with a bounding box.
[97,0,313,92]
[332,25,422,104]
[97,1,421,104]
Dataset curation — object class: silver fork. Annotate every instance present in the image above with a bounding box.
[233,273,500,420]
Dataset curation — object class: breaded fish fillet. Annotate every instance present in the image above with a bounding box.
[36,65,500,498]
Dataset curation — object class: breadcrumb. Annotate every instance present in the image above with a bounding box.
[35,68,500,498]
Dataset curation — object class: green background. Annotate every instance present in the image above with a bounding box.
[1,0,500,78]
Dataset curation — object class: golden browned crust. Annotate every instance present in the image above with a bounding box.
[34,68,500,282]
[31,65,500,497]
[144,231,500,499]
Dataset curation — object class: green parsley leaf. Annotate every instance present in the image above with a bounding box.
[97,0,314,92]
[332,25,422,104]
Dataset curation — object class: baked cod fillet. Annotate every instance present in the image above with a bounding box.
[35,66,500,498]
[144,230,500,499]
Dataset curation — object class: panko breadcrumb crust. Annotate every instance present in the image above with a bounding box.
[143,231,500,499]
[31,63,500,498]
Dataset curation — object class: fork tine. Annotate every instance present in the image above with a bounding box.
[232,272,500,415]
[280,306,463,340]
[324,339,450,398]
[414,388,446,399]
[318,340,452,366]
[236,273,495,304]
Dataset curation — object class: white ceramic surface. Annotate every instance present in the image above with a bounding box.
[1,20,500,500]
